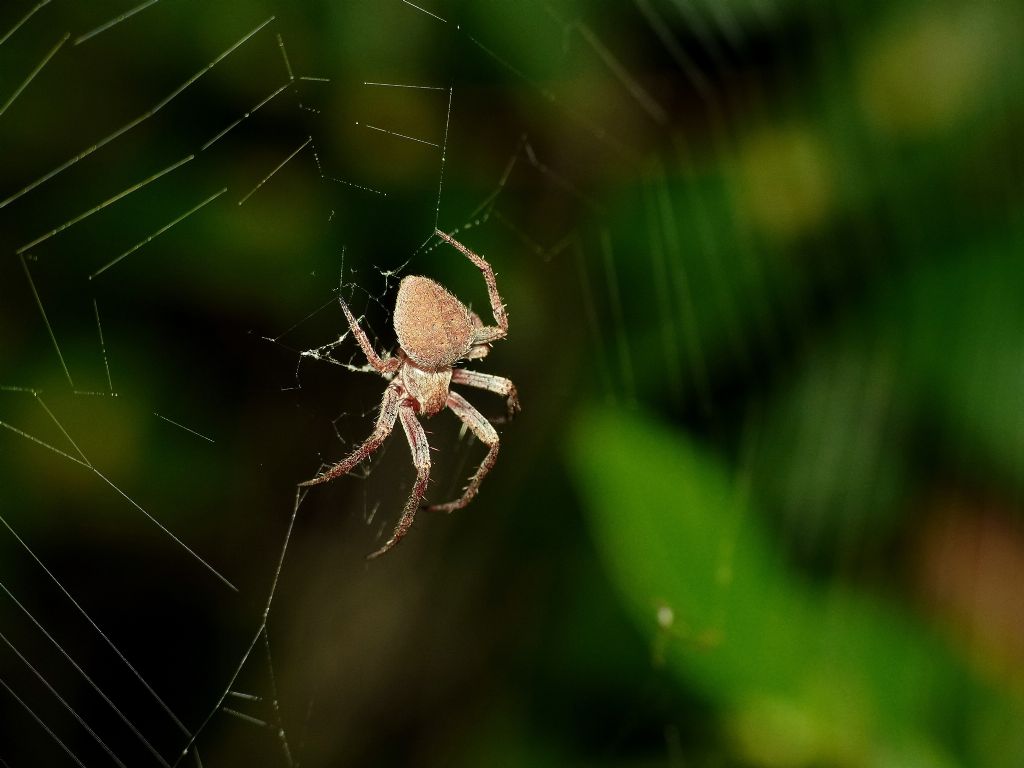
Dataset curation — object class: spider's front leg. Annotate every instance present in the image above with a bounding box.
[300,384,402,487]
[338,297,400,376]
[368,406,431,559]
[427,391,499,513]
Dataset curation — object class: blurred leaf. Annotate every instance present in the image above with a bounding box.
[569,405,1024,766]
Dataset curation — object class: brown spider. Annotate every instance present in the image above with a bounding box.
[300,229,520,558]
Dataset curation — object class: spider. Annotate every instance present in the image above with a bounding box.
[300,229,520,559]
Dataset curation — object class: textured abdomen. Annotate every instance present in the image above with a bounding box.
[394,276,474,370]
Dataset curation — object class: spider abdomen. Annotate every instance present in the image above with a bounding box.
[394,276,474,370]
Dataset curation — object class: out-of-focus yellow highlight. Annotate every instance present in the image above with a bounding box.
[858,7,1001,137]
[735,126,835,243]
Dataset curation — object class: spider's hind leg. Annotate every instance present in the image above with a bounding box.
[464,311,491,361]
[338,297,400,376]
[427,391,499,513]
[435,229,508,344]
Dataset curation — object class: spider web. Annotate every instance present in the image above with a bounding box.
[3,0,1022,766]
[0,0,646,764]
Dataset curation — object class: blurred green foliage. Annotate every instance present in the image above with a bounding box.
[571,405,1023,766]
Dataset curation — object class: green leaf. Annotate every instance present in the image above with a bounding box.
[569,405,1023,766]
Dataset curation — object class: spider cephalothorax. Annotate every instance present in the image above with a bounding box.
[300,230,519,558]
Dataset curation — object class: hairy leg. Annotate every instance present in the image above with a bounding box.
[338,297,400,376]
[452,368,520,419]
[465,311,490,360]
[368,405,431,558]
[428,391,499,513]
[434,229,508,345]
[299,384,402,487]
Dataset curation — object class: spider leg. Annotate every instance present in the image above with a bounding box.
[367,405,431,559]
[434,229,508,345]
[299,384,402,487]
[464,311,490,360]
[427,391,499,513]
[452,368,520,420]
[338,297,400,376]
[464,344,490,361]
